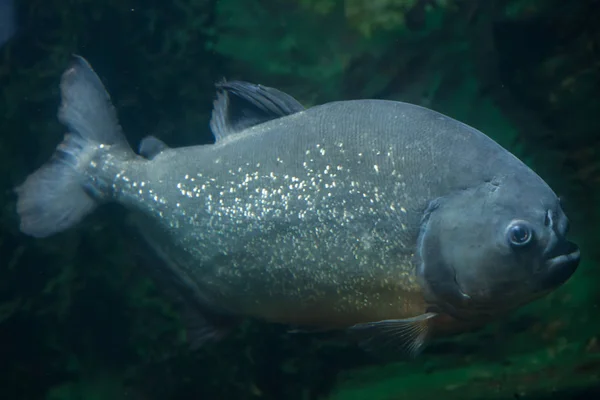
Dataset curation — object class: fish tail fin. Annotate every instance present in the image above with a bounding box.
[15,55,133,238]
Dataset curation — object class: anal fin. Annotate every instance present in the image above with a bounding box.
[179,297,238,350]
[127,214,239,350]
[347,312,437,359]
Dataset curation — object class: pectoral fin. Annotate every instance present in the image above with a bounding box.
[347,312,437,359]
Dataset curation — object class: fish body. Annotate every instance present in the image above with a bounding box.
[16,57,580,356]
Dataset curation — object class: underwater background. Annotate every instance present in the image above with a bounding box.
[0,0,599,399]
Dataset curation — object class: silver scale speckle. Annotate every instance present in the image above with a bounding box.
[87,124,423,324]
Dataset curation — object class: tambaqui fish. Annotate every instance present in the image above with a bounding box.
[15,56,581,356]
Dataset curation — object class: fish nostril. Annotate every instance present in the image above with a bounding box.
[546,208,570,237]
[544,210,552,227]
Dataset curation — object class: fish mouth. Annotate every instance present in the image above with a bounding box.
[542,241,580,288]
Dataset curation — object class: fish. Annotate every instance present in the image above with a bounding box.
[15,56,581,357]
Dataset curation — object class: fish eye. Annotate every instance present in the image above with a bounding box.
[506,220,533,247]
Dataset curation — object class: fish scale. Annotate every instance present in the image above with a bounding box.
[118,109,427,325]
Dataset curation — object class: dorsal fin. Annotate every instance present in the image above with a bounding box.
[209,80,305,142]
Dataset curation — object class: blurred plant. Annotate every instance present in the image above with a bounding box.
[297,0,457,37]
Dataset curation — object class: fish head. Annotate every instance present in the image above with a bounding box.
[417,175,580,320]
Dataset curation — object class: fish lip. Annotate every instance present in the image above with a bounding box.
[543,241,580,287]
[546,246,580,270]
